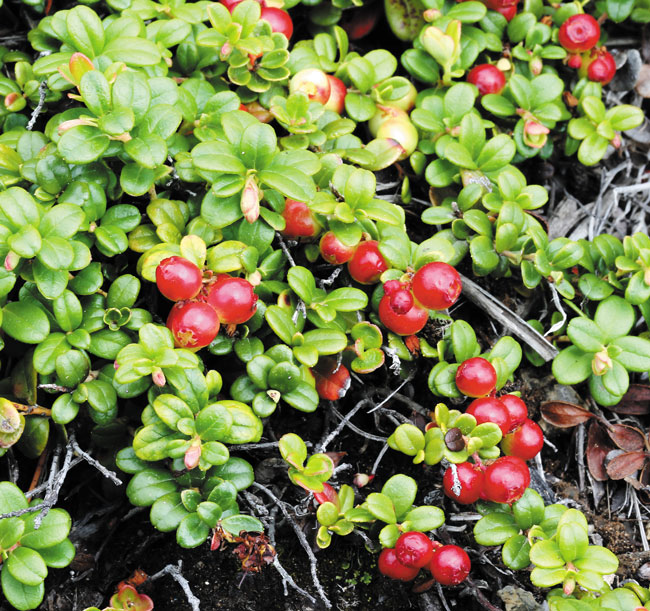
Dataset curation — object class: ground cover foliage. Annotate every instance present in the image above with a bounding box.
[0,0,650,608]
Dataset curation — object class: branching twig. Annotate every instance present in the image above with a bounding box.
[252,482,332,609]
[459,273,558,362]
[318,398,373,452]
[367,372,414,413]
[70,440,122,486]
[26,81,47,131]
[149,561,201,611]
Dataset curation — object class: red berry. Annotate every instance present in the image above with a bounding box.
[379,294,428,336]
[587,50,616,85]
[347,240,388,285]
[156,256,203,302]
[382,280,402,296]
[340,4,380,40]
[281,199,320,238]
[204,275,257,325]
[483,456,530,504]
[455,357,497,398]
[484,0,518,20]
[395,532,434,569]
[466,397,511,436]
[324,75,347,114]
[312,362,351,401]
[467,64,506,97]
[378,548,419,581]
[429,545,471,586]
[260,6,293,39]
[443,462,485,505]
[319,232,356,264]
[500,395,528,431]
[167,301,220,349]
[558,14,600,53]
[411,262,462,311]
[389,289,414,315]
[567,54,582,69]
[501,418,544,460]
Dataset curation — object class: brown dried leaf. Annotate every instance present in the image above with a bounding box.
[605,423,646,452]
[605,451,647,480]
[610,384,650,415]
[587,421,613,482]
[635,64,650,98]
[540,401,595,428]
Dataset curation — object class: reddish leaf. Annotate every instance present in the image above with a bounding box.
[587,421,613,482]
[610,384,650,415]
[605,451,647,480]
[540,401,595,428]
[605,423,646,452]
[412,577,436,593]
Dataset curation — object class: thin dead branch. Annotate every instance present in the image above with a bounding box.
[149,561,201,611]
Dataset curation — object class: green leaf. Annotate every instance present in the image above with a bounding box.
[552,346,592,385]
[150,492,190,532]
[529,539,565,568]
[502,534,531,570]
[557,522,589,562]
[176,513,210,548]
[573,545,618,574]
[220,514,263,535]
[58,126,109,165]
[126,468,177,507]
[451,320,479,363]
[611,336,650,372]
[567,317,606,353]
[195,403,233,441]
[512,488,545,530]
[36,539,75,569]
[259,167,316,203]
[401,506,445,532]
[1,568,44,611]
[66,6,105,57]
[302,329,347,354]
[2,302,49,344]
[20,509,71,549]
[381,474,417,519]
[365,492,396,524]
[102,37,162,66]
[6,548,47,586]
[594,295,635,341]
[287,267,316,304]
[239,122,277,170]
[474,512,518,546]
[323,288,368,311]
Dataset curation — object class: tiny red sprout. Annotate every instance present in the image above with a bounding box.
[467,64,506,97]
[389,288,414,315]
[443,462,485,505]
[353,473,374,487]
[587,50,616,85]
[156,256,203,302]
[312,363,351,401]
[466,397,511,436]
[395,532,435,569]
[109,583,154,611]
[501,418,544,460]
[378,548,419,581]
[455,357,497,398]
[324,75,347,114]
[319,231,356,264]
[260,6,293,39]
[313,482,338,506]
[205,275,258,325]
[281,199,321,238]
[483,456,530,504]
[289,69,331,105]
[376,117,418,160]
[428,545,471,586]
[379,294,428,336]
[347,240,388,284]
[499,394,528,431]
[558,14,600,53]
[167,301,220,350]
[411,262,462,311]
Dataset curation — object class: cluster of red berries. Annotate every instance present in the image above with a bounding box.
[220,0,293,39]
[379,532,471,585]
[443,455,531,505]
[379,262,463,336]
[558,14,616,85]
[156,256,257,350]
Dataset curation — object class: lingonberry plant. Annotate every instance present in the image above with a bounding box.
[0,0,647,607]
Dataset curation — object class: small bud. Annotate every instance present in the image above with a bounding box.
[353,473,375,488]
[184,443,202,470]
[220,42,233,61]
[523,120,550,149]
[495,58,511,72]
[592,349,612,376]
[152,367,166,387]
[247,270,262,286]
[423,8,442,21]
[563,577,576,596]
[611,133,622,149]
[4,251,19,271]
[241,175,261,223]
[69,52,95,84]
[530,56,543,76]
[267,389,281,403]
